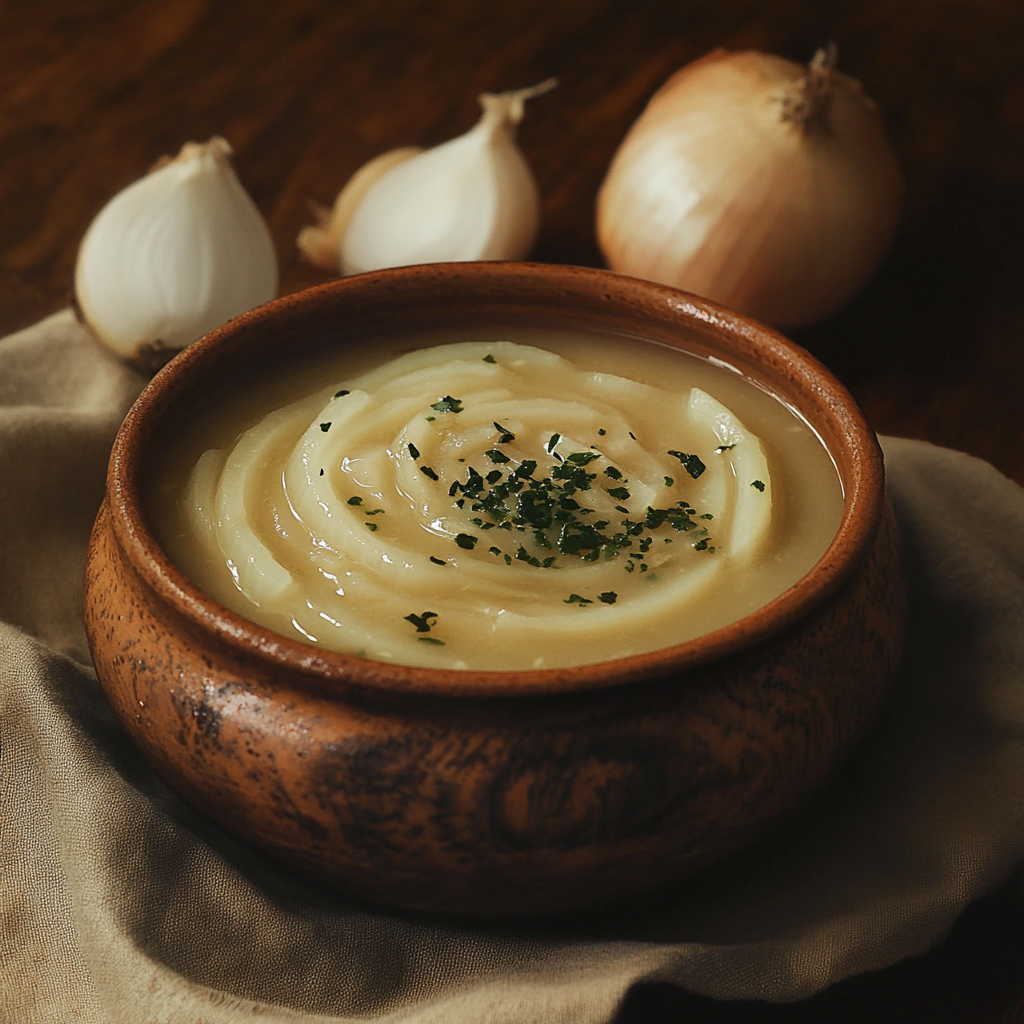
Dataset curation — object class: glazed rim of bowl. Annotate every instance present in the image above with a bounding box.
[105,262,884,698]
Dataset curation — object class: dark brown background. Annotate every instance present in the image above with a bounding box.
[3,0,1023,1019]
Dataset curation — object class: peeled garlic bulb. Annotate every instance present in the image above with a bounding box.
[297,147,423,270]
[318,79,555,276]
[597,48,903,330]
[75,137,278,370]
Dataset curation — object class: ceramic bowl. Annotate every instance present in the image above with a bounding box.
[84,262,904,917]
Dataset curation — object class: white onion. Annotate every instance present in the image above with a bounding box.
[75,137,278,371]
[596,47,903,330]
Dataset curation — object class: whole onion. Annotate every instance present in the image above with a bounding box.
[596,47,903,330]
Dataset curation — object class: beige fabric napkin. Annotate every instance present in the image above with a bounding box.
[4,310,1024,1023]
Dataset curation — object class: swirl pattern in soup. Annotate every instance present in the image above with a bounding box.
[155,333,842,670]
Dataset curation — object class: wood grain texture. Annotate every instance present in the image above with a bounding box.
[3,0,1024,1016]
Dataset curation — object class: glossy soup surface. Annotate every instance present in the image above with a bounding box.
[148,326,844,670]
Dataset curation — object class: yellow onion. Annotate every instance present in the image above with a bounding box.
[596,47,903,330]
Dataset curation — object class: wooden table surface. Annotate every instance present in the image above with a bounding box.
[4,1,1024,1019]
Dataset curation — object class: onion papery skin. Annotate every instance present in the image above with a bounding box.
[596,50,903,331]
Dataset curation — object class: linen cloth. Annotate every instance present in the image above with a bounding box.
[4,309,1024,1023]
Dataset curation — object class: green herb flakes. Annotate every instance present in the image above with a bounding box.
[482,354,497,363]
[420,466,439,481]
[334,389,350,398]
[319,422,331,432]
[566,451,601,466]
[404,611,438,633]
[364,522,378,531]
[431,395,464,414]
[599,591,618,604]
[408,442,421,460]
[418,637,446,645]
[564,593,593,605]
[667,451,706,479]
[421,428,719,584]
[429,556,447,566]
[751,479,766,492]
[347,496,363,506]
[597,428,607,436]
[715,443,736,453]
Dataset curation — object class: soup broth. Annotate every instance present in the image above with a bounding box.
[148,327,844,670]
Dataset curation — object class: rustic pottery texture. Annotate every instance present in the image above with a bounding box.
[84,263,904,916]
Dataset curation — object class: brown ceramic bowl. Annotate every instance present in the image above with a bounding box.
[84,262,904,917]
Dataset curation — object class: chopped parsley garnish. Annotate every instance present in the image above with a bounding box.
[565,593,593,605]
[406,432,718,581]
[566,451,601,466]
[404,611,438,633]
[715,443,736,453]
[599,591,617,604]
[365,508,385,515]
[408,442,420,460]
[425,415,436,422]
[597,428,607,436]
[418,637,446,645]
[493,422,515,443]
[319,422,331,432]
[334,389,350,398]
[431,395,464,414]
[482,354,497,363]
[347,496,363,505]
[319,469,324,476]
[429,556,447,565]
[751,479,766,492]
[420,466,439,481]
[364,522,378,531]
[667,451,706,479]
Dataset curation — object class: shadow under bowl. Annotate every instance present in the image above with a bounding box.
[84,262,904,917]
